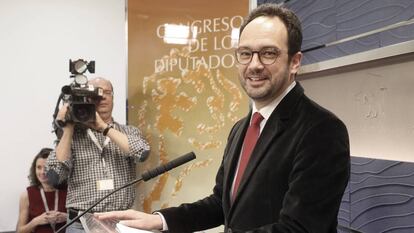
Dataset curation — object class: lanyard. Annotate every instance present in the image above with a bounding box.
[40,188,58,232]
[87,129,111,175]
[87,129,111,152]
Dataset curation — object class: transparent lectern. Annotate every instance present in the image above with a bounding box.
[79,212,155,233]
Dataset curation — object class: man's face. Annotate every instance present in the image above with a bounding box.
[237,16,301,108]
[89,78,114,116]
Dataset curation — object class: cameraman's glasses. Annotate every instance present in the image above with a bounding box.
[103,90,113,97]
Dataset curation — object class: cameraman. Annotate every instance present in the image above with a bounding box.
[46,77,150,233]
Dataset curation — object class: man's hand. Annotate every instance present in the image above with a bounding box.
[85,112,107,132]
[56,103,74,129]
[56,103,69,121]
[95,210,163,231]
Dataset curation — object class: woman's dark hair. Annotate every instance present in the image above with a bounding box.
[239,3,303,58]
[28,148,53,186]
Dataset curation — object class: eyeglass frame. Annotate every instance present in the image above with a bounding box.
[102,89,113,96]
[234,46,286,65]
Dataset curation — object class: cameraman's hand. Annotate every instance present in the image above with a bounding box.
[56,103,74,129]
[56,103,69,121]
[54,103,74,162]
[85,112,107,132]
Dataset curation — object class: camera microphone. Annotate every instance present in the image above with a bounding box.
[61,85,72,95]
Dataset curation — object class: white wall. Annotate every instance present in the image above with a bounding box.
[0,0,126,231]
[300,53,414,163]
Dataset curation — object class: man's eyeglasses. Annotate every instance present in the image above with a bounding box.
[103,90,113,96]
[235,47,284,65]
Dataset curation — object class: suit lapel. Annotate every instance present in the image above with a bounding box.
[222,115,250,212]
[228,83,305,214]
[230,112,286,208]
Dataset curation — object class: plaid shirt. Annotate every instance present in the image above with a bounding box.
[46,121,150,212]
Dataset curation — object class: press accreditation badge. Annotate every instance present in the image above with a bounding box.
[97,179,114,191]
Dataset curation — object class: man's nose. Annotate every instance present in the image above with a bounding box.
[248,53,264,69]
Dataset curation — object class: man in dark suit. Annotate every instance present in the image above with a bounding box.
[96,3,350,233]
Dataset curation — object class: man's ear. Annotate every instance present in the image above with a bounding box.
[290,51,302,75]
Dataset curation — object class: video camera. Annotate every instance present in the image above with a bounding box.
[61,59,103,123]
[52,59,103,139]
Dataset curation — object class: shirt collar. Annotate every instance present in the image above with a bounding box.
[252,81,296,121]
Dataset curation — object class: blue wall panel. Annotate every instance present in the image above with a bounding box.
[258,0,414,65]
[338,157,414,233]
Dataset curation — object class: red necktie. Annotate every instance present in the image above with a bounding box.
[232,112,264,202]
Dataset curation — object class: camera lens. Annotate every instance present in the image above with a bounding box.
[74,107,88,121]
[72,103,96,123]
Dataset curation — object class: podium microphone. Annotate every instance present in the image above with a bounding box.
[56,151,196,233]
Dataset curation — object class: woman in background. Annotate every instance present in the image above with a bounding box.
[16,148,67,233]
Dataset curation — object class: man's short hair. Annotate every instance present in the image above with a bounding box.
[239,3,303,58]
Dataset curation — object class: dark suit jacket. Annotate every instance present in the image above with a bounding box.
[159,83,350,233]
